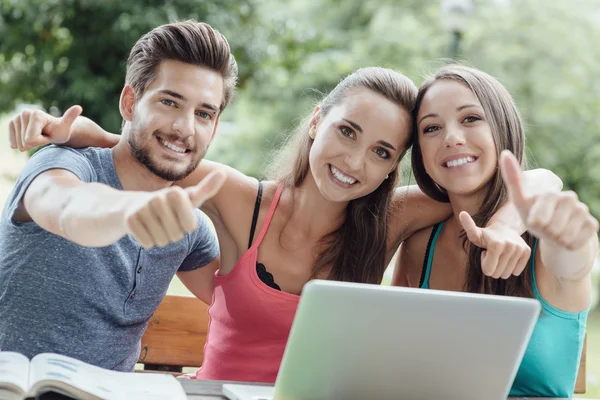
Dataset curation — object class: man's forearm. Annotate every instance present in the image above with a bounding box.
[59,183,139,247]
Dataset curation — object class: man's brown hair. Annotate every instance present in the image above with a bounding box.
[125,20,238,112]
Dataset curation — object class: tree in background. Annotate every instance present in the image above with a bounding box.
[1,0,599,220]
[206,0,445,177]
[0,0,263,133]
[465,0,600,218]
[210,0,600,221]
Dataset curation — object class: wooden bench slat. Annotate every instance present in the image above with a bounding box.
[139,295,209,368]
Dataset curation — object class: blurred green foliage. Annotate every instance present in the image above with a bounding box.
[1,0,600,217]
[0,0,263,132]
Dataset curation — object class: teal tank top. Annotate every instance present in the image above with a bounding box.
[420,221,588,397]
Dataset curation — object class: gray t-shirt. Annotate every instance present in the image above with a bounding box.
[0,146,219,371]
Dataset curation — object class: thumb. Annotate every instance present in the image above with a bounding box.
[186,170,227,208]
[459,211,485,248]
[500,150,529,214]
[57,105,83,131]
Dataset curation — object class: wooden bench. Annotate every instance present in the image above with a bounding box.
[139,295,587,393]
[138,295,210,373]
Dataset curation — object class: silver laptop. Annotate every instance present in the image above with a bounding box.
[223,280,540,400]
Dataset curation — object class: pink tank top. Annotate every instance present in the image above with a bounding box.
[195,184,300,382]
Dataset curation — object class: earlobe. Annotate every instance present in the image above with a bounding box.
[386,168,397,180]
[119,85,136,122]
[309,106,321,140]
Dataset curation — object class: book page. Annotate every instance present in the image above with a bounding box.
[0,351,29,394]
[29,353,186,400]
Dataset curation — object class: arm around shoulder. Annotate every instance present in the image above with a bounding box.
[387,185,451,253]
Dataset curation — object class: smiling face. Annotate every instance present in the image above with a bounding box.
[307,87,411,203]
[122,59,224,181]
[416,80,498,198]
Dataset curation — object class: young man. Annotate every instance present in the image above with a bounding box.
[0,20,237,371]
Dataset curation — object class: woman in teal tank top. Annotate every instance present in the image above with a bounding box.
[393,65,598,398]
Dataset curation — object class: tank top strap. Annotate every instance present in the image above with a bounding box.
[250,183,284,250]
[419,221,445,288]
[248,181,264,249]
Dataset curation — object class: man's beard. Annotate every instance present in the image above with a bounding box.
[128,127,204,182]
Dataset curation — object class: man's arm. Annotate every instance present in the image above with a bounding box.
[8,107,253,225]
[19,168,225,249]
[19,169,136,247]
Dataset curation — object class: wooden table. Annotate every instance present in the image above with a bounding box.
[182,379,266,399]
[180,379,577,399]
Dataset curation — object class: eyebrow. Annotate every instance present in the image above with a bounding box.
[342,118,363,133]
[457,103,481,112]
[342,118,397,151]
[418,113,438,126]
[377,140,397,151]
[418,103,483,126]
[158,89,220,114]
[159,89,186,101]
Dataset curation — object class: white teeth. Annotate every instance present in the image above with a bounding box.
[445,156,475,168]
[160,139,187,154]
[330,165,357,185]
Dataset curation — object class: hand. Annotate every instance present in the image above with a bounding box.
[460,211,531,279]
[501,150,599,251]
[124,171,226,249]
[9,105,82,151]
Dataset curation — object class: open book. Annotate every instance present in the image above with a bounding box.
[0,352,186,400]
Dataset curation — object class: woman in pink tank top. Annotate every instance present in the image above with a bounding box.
[192,67,433,382]
[47,67,557,383]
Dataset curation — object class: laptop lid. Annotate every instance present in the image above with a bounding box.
[271,280,540,400]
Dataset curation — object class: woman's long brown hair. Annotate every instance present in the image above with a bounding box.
[267,67,417,284]
[411,65,534,297]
